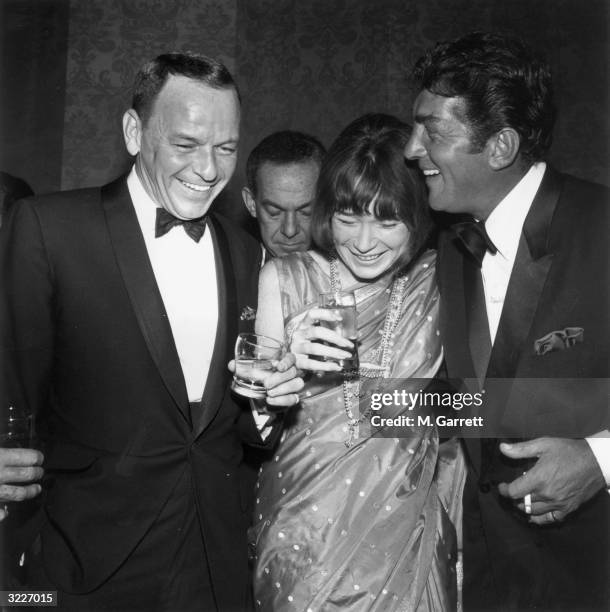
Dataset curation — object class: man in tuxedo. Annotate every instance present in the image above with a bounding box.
[405,32,609,609]
[0,52,302,611]
[241,130,324,261]
[1,172,43,524]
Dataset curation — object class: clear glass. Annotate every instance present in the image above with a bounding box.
[318,290,358,371]
[231,333,284,399]
[0,404,34,449]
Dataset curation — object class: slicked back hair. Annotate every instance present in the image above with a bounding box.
[132,51,239,125]
[246,131,325,197]
[413,31,555,162]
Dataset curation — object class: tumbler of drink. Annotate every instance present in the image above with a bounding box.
[318,290,358,371]
[231,333,284,399]
[0,404,34,449]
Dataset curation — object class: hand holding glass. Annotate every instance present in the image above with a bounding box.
[231,333,284,399]
[318,291,358,371]
[1,404,34,449]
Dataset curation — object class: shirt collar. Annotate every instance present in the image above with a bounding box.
[127,165,160,239]
[484,162,546,261]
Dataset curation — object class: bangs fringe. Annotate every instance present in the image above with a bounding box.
[331,158,401,220]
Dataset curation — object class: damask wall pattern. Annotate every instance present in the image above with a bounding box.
[60,0,608,195]
[235,0,608,188]
[62,0,238,190]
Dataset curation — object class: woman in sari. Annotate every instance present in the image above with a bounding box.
[250,114,462,611]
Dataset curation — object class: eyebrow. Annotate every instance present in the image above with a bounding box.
[413,113,442,125]
[261,199,313,211]
[171,134,200,143]
[171,134,239,145]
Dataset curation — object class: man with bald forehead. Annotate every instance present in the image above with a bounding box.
[0,52,302,611]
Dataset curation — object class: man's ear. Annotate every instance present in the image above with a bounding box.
[123,109,142,156]
[241,187,257,218]
[486,128,520,170]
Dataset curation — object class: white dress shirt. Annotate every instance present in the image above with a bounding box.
[480,163,609,486]
[127,167,218,403]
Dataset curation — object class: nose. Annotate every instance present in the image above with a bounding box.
[404,125,425,160]
[280,211,298,238]
[353,221,376,253]
[193,148,218,183]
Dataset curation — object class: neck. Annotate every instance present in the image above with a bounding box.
[476,163,532,221]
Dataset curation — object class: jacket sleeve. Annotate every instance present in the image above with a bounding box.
[1,199,55,421]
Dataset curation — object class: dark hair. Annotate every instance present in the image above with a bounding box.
[245,131,326,196]
[132,52,239,125]
[413,31,555,162]
[311,113,432,270]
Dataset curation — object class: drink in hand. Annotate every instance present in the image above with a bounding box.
[234,358,276,398]
[231,333,284,399]
[318,291,358,372]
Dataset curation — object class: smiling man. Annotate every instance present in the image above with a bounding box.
[242,130,325,260]
[0,52,303,611]
[406,32,609,610]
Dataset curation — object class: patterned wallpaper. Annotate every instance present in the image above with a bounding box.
[62,0,238,190]
[59,0,608,205]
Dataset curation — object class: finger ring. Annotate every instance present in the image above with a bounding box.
[293,393,300,405]
[550,510,558,522]
[524,493,532,515]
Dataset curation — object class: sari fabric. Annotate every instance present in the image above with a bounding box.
[250,250,458,611]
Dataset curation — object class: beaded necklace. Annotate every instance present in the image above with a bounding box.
[329,258,407,447]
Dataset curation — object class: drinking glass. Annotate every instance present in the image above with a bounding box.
[231,333,284,399]
[318,290,358,371]
[0,404,34,449]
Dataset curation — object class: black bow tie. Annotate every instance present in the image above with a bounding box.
[452,220,497,267]
[155,208,207,243]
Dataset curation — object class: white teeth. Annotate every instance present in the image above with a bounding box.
[355,253,382,261]
[179,179,212,192]
[422,169,440,176]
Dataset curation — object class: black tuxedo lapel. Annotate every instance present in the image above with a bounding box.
[463,258,492,384]
[487,168,561,381]
[194,213,238,436]
[101,177,190,423]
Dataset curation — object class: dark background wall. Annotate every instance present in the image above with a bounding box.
[1,0,608,224]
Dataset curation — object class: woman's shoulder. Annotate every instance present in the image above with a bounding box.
[402,249,437,281]
[394,249,439,303]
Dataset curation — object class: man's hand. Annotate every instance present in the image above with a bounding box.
[497,437,605,525]
[0,448,44,520]
[228,353,304,409]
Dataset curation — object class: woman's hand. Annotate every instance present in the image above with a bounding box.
[288,307,354,372]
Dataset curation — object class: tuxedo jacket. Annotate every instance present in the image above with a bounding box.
[0,176,270,610]
[438,167,609,608]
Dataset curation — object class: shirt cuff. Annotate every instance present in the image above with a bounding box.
[585,431,610,488]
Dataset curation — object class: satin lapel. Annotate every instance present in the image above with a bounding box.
[463,258,492,385]
[194,214,238,436]
[102,177,190,422]
[438,235,477,382]
[487,169,561,380]
[438,235,481,473]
